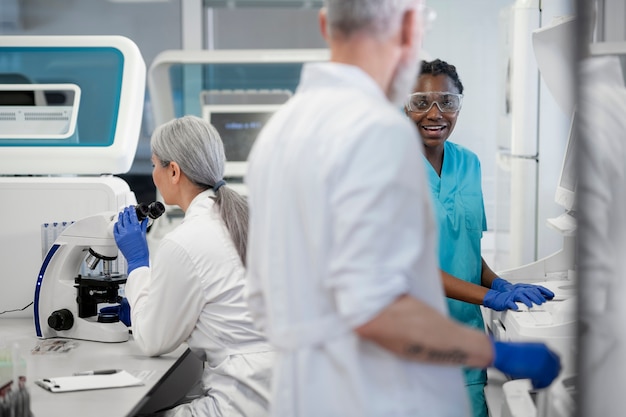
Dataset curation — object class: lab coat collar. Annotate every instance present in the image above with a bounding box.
[298,62,387,103]
[184,189,216,220]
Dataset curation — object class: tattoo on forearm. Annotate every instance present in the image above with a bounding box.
[406,344,468,364]
[407,345,424,355]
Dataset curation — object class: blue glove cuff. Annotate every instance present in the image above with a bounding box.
[482,289,497,306]
[491,277,513,292]
[127,260,149,275]
[489,337,496,366]
[491,339,505,369]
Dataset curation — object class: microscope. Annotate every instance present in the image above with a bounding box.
[33,202,164,343]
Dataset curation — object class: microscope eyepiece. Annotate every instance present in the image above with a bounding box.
[148,201,165,219]
[135,201,165,221]
[135,203,151,220]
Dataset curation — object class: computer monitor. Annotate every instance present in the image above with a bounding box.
[203,104,282,178]
[554,111,577,212]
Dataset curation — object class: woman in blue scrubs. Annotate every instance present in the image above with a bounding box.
[405,59,554,417]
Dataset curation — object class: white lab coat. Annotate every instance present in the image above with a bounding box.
[125,190,274,417]
[577,56,626,417]
[246,62,470,417]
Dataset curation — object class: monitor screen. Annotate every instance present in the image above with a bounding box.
[203,104,282,177]
[554,112,577,211]
[0,90,35,106]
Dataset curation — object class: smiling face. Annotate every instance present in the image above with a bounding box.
[406,73,461,152]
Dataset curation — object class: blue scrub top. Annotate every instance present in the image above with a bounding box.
[425,141,487,385]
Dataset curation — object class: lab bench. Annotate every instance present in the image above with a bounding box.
[0,318,203,417]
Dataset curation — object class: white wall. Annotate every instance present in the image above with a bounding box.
[209,7,324,49]
[2,0,182,68]
[601,0,626,40]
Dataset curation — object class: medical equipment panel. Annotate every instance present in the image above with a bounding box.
[0,36,145,175]
[148,49,328,187]
[0,83,80,140]
[0,36,146,322]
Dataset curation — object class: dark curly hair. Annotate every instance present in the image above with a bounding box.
[419,59,464,94]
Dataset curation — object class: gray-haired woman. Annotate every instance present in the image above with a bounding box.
[114,115,274,417]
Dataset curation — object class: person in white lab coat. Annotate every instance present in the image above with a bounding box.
[577,54,626,417]
[113,115,274,417]
[245,1,561,417]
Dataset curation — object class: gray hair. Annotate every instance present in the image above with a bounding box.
[323,0,418,40]
[151,115,249,265]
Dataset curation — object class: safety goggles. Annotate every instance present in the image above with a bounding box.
[405,92,464,113]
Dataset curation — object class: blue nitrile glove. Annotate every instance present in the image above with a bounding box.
[510,282,555,300]
[482,289,519,311]
[484,287,549,310]
[511,286,547,308]
[492,280,546,307]
[99,298,132,327]
[113,206,149,274]
[491,277,515,292]
[492,277,555,301]
[491,339,561,389]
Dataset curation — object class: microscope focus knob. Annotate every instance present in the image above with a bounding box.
[48,309,74,331]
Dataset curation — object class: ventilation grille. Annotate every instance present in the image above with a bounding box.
[0,106,75,139]
[24,111,70,121]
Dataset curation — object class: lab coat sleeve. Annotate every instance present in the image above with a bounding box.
[244,176,267,333]
[124,238,205,356]
[578,81,625,315]
[244,261,267,332]
[326,120,424,329]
